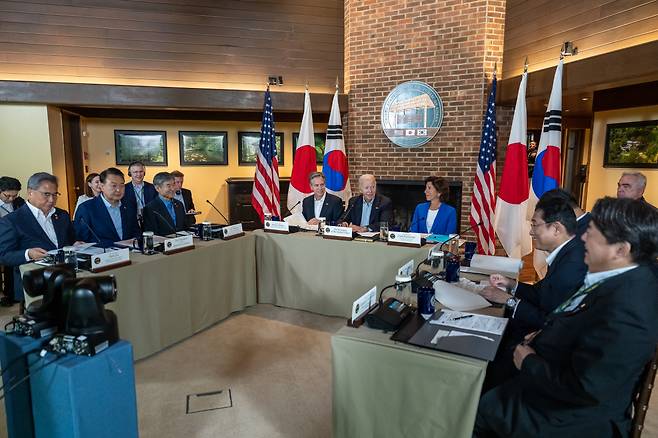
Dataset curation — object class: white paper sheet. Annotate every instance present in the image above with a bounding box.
[433,280,491,311]
[284,212,317,231]
[463,254,522,277]
[357,232,378,238]
[430,310,507,335]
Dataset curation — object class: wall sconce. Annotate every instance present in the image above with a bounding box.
[561,41,578,57]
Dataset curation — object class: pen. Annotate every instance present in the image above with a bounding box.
[450,315,473,321]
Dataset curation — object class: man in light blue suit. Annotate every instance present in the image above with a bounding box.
[409,176,457,234]
[74,167,141,247]
[0,172,76,301]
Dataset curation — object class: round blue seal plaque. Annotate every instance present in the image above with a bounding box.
[381,81,444,148]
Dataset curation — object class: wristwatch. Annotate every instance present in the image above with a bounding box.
[505,296,519,309]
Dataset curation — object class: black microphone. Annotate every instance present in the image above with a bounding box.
[407,215,426,233]
[205,200,230,225]
[78,216,106,252]
[151,209,182,237]
[338,198,356,224]
[286,200,301,216]
[439,221,482,254]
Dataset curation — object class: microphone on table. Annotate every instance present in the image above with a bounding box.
[78,216,106,253]
[205,200,230,225]
[151,210,182,237]
[286,200,301,217]
[338,198,356,225]
[439,221,482,254]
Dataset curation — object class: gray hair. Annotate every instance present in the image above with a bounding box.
[27,172,58,190]
[621,171,647,189]
[309,171,326,184]
[153,172,174,187]
[358,174,376,186]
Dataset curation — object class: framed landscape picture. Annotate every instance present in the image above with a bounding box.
[238,132,284,165]
[604,120,658,168]
[115,130,167,165]
[179,131,228,165]
[292,132,325,164]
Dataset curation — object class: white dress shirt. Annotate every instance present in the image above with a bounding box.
[24,201,58,261]
[314,193,326,219]
[426,208,439,233]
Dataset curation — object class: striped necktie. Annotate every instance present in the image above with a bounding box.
[553,282,601,314]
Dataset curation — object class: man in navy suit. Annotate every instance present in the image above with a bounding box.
[479,196,588,391]
[302,172,344,226]
[0,176,27,305]
[0,172,75,301]
[341,174,392,232]
[123,161,157,219]
[474,197,658,437]
[142,172,187,236]
[74,167,140,247]
[171,170,198,227]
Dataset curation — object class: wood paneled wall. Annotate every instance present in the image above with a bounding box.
[0,0,343,92]
[503,0,658,78]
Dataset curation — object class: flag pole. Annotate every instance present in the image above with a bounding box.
[267,84,276,217]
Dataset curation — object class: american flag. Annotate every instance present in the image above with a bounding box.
[251,88,281,222]
[469,76,497,255]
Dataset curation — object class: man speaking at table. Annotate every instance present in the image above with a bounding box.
[142,172,187,236]
[341,174,392,232]
[302,172,344,226]
[473,197,658,438]
[74,167,140,247]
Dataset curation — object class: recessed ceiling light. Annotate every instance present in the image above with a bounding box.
[581,97,589,101]
[565,109,570,112]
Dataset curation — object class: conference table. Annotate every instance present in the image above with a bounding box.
[332,325,487,438]
[22,234,258,360]
[255,230,430,318]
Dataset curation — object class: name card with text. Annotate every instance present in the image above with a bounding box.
[350,286,377,326]
[222,223,245,240]
[323,225,353,241]
[387,231,422,247]
[264,220,290,234]
[91,248,131,272]
[164,234,195,254]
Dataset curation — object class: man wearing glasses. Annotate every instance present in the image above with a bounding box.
[0,176,26,306]
[478,196,587,391]
[0,172,75,303]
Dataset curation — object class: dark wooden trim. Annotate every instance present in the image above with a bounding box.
[0,80,347,114]
[593,81,658,112]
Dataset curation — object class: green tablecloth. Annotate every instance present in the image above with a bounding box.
[21,234,257,360]
[332,326,487,438]
[255,230,429,318]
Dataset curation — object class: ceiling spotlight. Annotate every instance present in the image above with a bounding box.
[561,41,578,57]
[581,97,589,101]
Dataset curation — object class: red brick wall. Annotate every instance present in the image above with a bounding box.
[344,0,508,230]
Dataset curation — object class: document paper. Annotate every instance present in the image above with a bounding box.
[430,310,507,335]
[433,280,491,311]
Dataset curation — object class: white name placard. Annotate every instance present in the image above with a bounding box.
[222,223,245,239]
[398,259,415,278]
[164,234,194,254]
[387,231,422,247]
[351,286,377,323]
[264,220,290,233]
[323,225,353,240]
[91,248,130,272]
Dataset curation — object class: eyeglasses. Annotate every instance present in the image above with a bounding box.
[34,190,61,199]
[530,221,555,230]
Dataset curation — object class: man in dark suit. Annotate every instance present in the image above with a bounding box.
[123,161,157,219]
[474,197,658,438]
[537,188,591,238]
[479,196,587,390]
[341,174,392,232]
[302,172,344,226]
[0,172,75,302]
[74,167,140,247]
[171,170,197,227]
[142,172,186,236]
[0,176,27,305]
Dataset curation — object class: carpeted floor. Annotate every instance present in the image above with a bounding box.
[0,303,657,438]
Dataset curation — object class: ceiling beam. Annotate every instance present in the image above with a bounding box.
[0,81,346,113]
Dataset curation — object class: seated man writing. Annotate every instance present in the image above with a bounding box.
[474,197,658,438]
